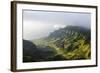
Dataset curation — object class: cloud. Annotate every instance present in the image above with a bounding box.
[23,10,91,40]
[53,24,66,30]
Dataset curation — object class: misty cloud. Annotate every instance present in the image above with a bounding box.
[23,10,91,40]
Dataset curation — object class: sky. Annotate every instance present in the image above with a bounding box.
[23,10,91,40]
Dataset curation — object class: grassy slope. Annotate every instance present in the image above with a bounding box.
[33,26,91,60]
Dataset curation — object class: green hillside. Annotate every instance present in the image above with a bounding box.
[32,26,91,61]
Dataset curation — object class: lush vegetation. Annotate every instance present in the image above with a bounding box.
[23,26,91,62]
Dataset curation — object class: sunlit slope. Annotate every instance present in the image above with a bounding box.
[33,26,91,60]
